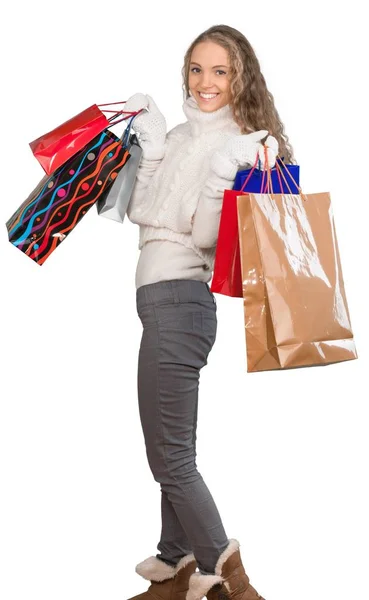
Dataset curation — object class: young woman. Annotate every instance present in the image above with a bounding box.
[124,24,295,600]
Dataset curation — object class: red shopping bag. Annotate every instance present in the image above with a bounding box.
[210,156,258,297]
[29,101,131,175]
[210,189,247,297]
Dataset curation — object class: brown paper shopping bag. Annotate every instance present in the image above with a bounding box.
[236,156,358,372]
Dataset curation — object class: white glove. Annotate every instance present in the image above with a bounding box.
[124,93,167,160]
[210,130,279,179]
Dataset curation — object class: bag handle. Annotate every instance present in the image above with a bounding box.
[239,154,260,191]
[101,108,146,145]
[99,101,132,115]
[107,108,146,128]
[238,151,284,193]
[120,110,143,147]
[238,143,306,200]
[98,101,146,125]
[97,101,128,121]
[264,148,307,201]
[98,101,126,107]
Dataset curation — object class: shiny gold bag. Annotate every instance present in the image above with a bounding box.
[236,157,358,372]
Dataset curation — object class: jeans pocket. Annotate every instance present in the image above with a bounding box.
[205,284,217,307]
[201,312,217,348]
[137,304,158,328]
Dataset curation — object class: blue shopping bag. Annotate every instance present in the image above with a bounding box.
[234,162,300,192]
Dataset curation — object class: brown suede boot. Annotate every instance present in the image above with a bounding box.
[128,551,197,600]
[185,539,265,600]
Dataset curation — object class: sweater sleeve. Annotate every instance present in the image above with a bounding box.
[126,123,186,221]
[126,154,162,220]
[191,163,239,249]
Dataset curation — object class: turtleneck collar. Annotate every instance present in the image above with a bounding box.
[182,94,241,137]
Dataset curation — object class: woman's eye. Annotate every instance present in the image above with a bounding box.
[190,67,227,75]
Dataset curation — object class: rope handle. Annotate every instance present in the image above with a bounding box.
[238,148,276,193]
[102,108,146,146]
[238,141,305,200]
[98,101,129,114]
[98,101,148,124]
[261,148,297,195]
[239,154,260,191]
[275,159,293,194]
[98,101,126,106]
[107,108,146,128]
[274,153,308,201]
[120,110,143,147]
[98,101,127,120]
[107,110,140,124]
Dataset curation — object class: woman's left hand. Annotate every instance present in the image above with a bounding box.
[124,93,167,160]
[257,135,279,169]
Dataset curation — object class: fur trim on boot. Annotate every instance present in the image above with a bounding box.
[186,573,224,600]
[213,539,240,577]
[128,551,198,600]
[136,552,196,582]
[186,539,264,600]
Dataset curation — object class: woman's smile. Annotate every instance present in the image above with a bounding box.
[197,92,220,103]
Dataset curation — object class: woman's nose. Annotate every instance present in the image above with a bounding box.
[200,72,214,88]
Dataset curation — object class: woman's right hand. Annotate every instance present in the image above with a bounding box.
[124,93,167,160]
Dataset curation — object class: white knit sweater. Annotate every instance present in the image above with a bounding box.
[126,95,243,288]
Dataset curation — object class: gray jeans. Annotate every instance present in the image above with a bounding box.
[136,279,229,575]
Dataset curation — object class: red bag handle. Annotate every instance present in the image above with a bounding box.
[265,150,307,201]
[238,142,305,200]
[239,149,287,194]
[96,101,148,126]
[98,101,126,107]
[239,154,260,192]
[97,101,127,118]
[106,108,146,127]
[99,101,131,113]
[96,101,146,124]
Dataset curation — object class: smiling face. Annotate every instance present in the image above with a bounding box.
[188,41,232,112]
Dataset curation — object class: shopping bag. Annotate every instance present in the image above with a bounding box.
[210,156,300,297]
[96,113,143,223]
[30,101,130,175]
[6,127,131,265]
[236,159,358,372]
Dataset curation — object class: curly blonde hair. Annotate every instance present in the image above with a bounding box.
[182,24,296,164]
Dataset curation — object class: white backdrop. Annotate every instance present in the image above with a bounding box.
[0,2,368,599]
